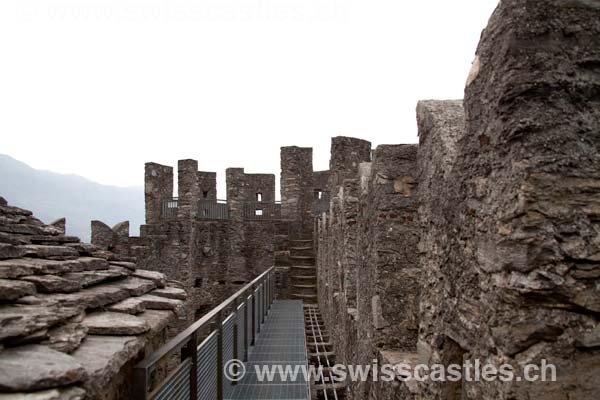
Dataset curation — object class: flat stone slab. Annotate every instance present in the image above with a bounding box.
[132,269,166,288]
[3,328,49,348]
[19,245,79,259]
[0,243,26,259]
[82,312,150,335]
[112,277,156,296]
[42,323,89,354]
[0,231,31,245]
[76,257,109,271]
[71,335,145,399]
[0,258,82,279]
[0,304,83,341]
[107,297,146,315]
[0,278,36,301]
[22,275,81,294]
[137,294,184,316]
[109,261,136,271]
[0,345,86,392]
[137,309,175,333]
[29,235,80,244]
[0,386,86,400]
[62,267,129,288]
[151,287,186,300]
[19,282,131,310]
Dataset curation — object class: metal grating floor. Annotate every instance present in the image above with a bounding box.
[226,300,309,400]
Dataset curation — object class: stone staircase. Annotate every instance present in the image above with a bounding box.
[289,238,317,304]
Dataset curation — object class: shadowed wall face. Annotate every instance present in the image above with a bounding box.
[144,163,173,224]
[280,146,313,237]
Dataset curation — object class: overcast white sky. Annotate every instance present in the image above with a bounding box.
[0,0,498,198]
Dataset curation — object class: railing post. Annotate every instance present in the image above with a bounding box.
[251,284,257,344]
[233,298,239,386]
[256,284,261,334]
[271,270,275,304]
[189,332,198,400]
[269,272,273,306]
[215,310,224,400]
[260,279,267,323]
[244,292,249,361]
[132,367,149,400]
[266,274,270,312]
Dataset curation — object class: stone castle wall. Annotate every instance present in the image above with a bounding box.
[315,2,600,399]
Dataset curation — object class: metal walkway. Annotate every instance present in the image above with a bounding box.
[227,300,309,400]
[134,268,310,400]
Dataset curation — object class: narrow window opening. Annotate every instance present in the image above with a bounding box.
[203,191,209,199]
[256,193,262,202]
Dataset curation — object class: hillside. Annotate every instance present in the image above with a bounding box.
[0,154,144,241]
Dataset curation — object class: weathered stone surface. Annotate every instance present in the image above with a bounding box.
[109,261,136,271]
[0,345,86,392]
[131,269,166,287]
[62,267,129,288]
[575,324,600,349]
[4,329,49,347]
[0,278,36,301]
[137,294,184,314]
[0,231,30,245]
[29,235,79,245]
[0,243,26,259]
[42,323,89,354]
[49,218,66,235]
[112,276,156,296]
[145,162,174,225]
[0,258,82,279]
[0,386,86,400]
[64,242,98,255]
[0,304,83,341]
[22,275,81,294]
[71,335,145,399]
[90,220,114,251]
[82,312,150,335]
[137,309,175,333]
[19,245,78,259]
[107,297,146,315]
[20,283,130,310]
[151,286,186,300]
[76,257,109,271]
[280,146,314,235]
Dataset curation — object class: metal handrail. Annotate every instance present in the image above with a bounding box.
[133,267,276,400]
[198,199,229,220]
[161,197,179,219]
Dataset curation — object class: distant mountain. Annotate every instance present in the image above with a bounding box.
[0,154,144,242]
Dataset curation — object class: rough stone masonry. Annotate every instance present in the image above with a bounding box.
[316,1,600,399]
[1,1,598,399]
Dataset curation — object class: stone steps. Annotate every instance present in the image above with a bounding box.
[289,255,314,260]
[290,265,316,270]
[292,293,317,301]
[291,275,316,280]
[293,284,316,289]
